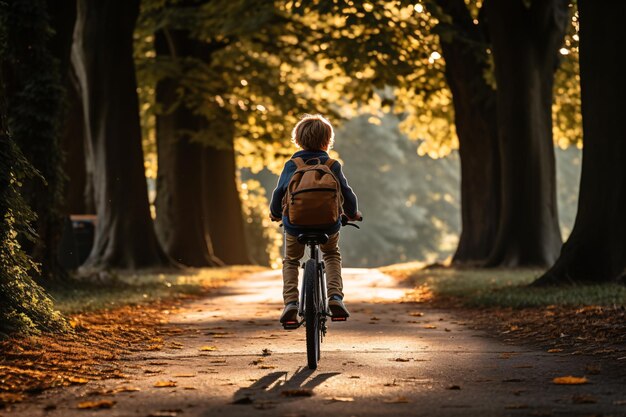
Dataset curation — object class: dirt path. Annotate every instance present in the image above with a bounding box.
[8,269,626,417]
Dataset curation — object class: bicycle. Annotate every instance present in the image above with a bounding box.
[282,215,361,370]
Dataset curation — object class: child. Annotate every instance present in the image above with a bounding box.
[270,114,361,325]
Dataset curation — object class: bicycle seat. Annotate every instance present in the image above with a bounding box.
[297,233,329,245]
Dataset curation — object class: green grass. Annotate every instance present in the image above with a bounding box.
[381,264,626,308]
[49,266,265,314]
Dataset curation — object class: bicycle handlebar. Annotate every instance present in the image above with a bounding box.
[341,214,363,229]
[273,214,363,229]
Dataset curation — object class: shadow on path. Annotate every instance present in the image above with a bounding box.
[232,367,340,407]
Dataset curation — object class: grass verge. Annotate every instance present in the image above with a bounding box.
[380,263,626,363]
[50,266,265,314]
[380,262,626,308]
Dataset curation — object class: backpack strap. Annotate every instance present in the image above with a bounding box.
[324,158,337,168]
[291,157,306,169]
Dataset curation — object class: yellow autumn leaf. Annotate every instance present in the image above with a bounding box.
[423,325,437,329]
[110,386,141,393]
[67,376,89,384]
[154,380,177,388]
[199,345,217,351]
[77,400,115,409]
[552,376,589,385]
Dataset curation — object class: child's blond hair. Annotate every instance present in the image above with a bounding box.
[291,114,335,151]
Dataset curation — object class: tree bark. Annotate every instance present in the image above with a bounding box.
[61,70,94,214]
[72,0,172,270]
[484,0,568,267]
[434,0,500,265]
[535,0,626,285]
[153,29,223,267]
[203,140,253,265]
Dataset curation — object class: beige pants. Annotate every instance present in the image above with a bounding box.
[282,232,343,304]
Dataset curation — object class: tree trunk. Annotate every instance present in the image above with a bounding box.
[203,140,253,265]
[61,70,94,214]
[535,0,626,285]
[72,0,172,270]
[153,30,223,267]
[484,0,568,267]
[434,0,500,265]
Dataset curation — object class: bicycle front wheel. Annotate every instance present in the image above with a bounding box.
[304,259,320,370]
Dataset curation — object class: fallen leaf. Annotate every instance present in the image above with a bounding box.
[393,358,410,362]
[349,375,361,379]
[383,396,409,403]
[262,349,272,356]
[409,312,424,317]
[423,325,437,329]
[447,385,461,390]
[0,393,24,404]
[172,374,196,378]
[76,400,115,409]
[68,377,89,384]
[144,369,163,374]
[548,348,563,353]
[154,380,177,388]
[110,386,141,394]
[281,389,313,397]
[199,346,217,351]
[552,376,588,385]
[327,396,354,402]
[259,365,276,370]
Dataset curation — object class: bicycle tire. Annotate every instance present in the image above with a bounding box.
[304,259,319,370]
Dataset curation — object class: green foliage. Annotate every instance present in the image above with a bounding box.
[1,0,67,281]
[135,0,336,166]
[0,128,67,337]
[0,0,67,337]
[553,3,581,148]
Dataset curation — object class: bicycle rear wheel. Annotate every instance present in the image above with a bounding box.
[304,259,320,370]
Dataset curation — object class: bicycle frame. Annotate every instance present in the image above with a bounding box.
[298,242,329,320]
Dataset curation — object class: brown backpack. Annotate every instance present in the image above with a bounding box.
[282,157,343,228]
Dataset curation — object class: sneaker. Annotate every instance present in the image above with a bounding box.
[329,295,350,320]
[280,301,299,324]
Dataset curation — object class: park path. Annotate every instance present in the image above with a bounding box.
[8,269,626,417]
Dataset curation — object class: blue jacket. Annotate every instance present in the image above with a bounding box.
[270,150,359,236]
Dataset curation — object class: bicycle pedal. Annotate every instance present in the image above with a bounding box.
[331,317,347,322]
[282,321,300,330]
